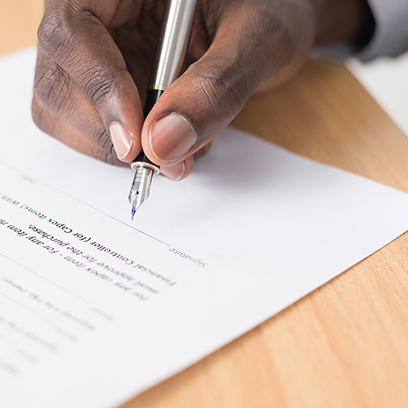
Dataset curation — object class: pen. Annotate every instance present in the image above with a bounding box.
[128,0,198,219]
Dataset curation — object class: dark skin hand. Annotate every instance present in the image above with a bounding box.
[32,0,374,180]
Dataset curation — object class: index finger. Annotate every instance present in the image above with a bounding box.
[37,0,144,162]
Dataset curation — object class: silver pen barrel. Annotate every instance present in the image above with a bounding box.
[128,0,197,219]
[150,0,198,90]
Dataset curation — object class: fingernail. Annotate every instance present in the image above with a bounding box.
[109,122,134,161]
[160,162,186,181]
[149,113,197,162]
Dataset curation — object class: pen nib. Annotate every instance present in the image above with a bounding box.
[128,167,154,220]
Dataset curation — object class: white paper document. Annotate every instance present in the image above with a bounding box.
[1,48,408,408]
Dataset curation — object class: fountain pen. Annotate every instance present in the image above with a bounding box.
[128,0,197,219]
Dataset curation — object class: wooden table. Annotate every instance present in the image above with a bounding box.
[2,2,408,407]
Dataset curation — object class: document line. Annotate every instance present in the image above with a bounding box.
[40,181,172,247]
[0,291,55,326]
[0,253,91,305]
[0,160,170,247]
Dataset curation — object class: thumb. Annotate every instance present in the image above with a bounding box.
[140,6,295,166]
[142,54,252,165]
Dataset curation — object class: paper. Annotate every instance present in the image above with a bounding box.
[1,48,408,408]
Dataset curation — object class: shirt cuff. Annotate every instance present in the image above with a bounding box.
[311,0,408,61]
[358,0,408,61]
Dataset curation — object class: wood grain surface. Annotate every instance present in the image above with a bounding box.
[2,2,408,407]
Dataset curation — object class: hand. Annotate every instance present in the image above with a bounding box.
[33,0,373,180]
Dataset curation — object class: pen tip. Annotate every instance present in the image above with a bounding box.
[130,208,136,221]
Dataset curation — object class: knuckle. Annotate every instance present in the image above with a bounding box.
[244,6,283,36]
[83,71,115,106]
[34,61,71,111]
[82,68,127,107]
[37,6,76,60]
[246,7,297,60]
[189,63,248,120]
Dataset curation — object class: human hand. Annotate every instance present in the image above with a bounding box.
[33,0,373,180]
